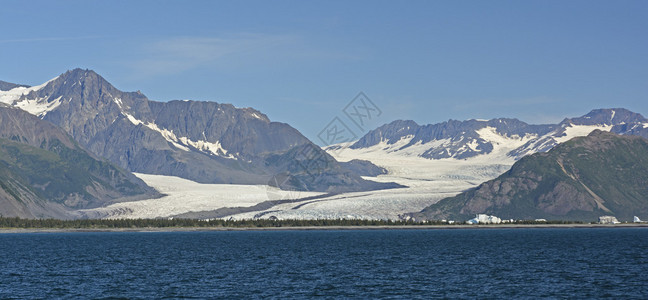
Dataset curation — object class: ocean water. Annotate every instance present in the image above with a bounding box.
[1,228,647,299]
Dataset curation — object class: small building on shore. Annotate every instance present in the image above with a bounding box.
[598,216,620,224]
[467,214,502,224]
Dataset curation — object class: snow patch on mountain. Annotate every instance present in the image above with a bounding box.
[509,123,615,159]
[122,111,236,158]
[370,134,451,157]
[123,112,142,126]
[465,139,480,152]
[0,76,58,105]
[553,124,613,143]
[113,97,123,109]
[149,124,191,151]
[0,76,62,116]
[14,95,63,117]
[178,137,233,158]
[476,126,537,156]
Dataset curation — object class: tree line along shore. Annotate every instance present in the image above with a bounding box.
[0,217,606,230]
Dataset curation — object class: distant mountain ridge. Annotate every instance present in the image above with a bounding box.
[410,130,648,222]
[0,69,397,193]
[347,108,648,161]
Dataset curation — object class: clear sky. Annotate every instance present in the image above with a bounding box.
[1,0,647,143]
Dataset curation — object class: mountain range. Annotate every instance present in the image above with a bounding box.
[169,108,648,221]
[347,108,648,161]
[0,69,398,195]
[2,69,648,221]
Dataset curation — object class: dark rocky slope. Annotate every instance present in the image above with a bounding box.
[0,105,158,218]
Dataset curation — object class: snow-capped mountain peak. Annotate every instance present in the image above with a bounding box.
[348,117,554,160]
[337,108,648,163]
[0,68,396,194]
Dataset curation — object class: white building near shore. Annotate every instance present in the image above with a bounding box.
[467,214,502,224]
[598,216,620,224]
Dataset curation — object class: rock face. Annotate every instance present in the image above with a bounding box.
[411,130,648,222]
[0,105,158,218]
[1,69,398,193]
[350,108,648,160]
[0,80,29,91]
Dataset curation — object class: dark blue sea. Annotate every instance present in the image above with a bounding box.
[1,228,647,299]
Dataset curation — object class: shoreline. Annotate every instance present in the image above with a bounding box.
[2,223,648,233]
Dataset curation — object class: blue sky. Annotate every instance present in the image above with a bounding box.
[1,0,647,142]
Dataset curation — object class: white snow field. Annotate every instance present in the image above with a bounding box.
[80,123,614,220]
[78,173,323,219]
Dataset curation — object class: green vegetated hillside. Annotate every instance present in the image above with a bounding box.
[414,130,648,222]
[0,105,157,218]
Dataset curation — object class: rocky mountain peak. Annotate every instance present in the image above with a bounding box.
[1,68,394,193]
[563,108,647,126]
[39,68,147,104]
[350,120,420,148]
